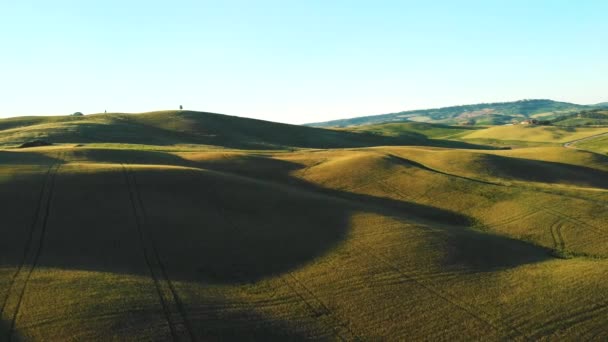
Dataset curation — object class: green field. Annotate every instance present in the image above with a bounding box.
[460,125,608,143]
[1,111,608,340]
[573,133,608,154]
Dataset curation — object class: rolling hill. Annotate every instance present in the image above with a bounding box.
[340,121,608,150]
[307,99,590,127]
[0,110,490,150]
[552,109,608,127]
[1,110,608,340]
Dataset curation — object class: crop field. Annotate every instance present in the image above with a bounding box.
[573,133,608,154]
[458,125,608,146]
[1,112,607,340]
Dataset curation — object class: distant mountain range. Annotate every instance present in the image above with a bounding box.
[307,99,605,127]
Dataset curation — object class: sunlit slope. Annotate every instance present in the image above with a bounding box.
[552,109,608,126]
[574,133,608,154]
[1,146,607,340]
[343,121,483,142]
[0,111,489,150]
[459,125,608,145]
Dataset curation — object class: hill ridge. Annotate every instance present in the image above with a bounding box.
[307,99,590,127]
[0,110,492,150]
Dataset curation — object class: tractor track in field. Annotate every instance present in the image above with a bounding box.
[280,274,362,341]
[122,164,196,342]
[1,153,63,341]
[487,209,540,228]
[0,165,52,316]
[585,317,608,341]
[354,244,532,341]
[535,205,607,237]
[549,220,566,251]
[526,301,608,340]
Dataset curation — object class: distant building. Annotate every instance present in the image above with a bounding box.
[520,119,538,125]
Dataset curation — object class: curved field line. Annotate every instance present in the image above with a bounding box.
[122,164,196,342]
[563,132,608,149]
[280,275,362,341]
[585,321,608,341]
[354,243,531,341]
[555,222,566,250]
[536,206,607,237]
[487,209,540,228]
[5,157,62,341]
[526,302,608,339]
[549,221,559,250]
[549,220,566,251]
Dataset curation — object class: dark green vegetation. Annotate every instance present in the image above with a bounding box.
[1,111,607,340]
[308,99,590,127]
[552,109,608,127]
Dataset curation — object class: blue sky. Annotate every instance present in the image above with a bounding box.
[1,1,606,123]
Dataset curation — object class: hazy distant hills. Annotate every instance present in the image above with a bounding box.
[307,99,597,127]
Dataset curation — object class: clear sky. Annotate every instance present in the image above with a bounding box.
[1,1,606,124]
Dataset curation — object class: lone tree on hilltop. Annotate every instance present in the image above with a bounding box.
[180,105,183,110]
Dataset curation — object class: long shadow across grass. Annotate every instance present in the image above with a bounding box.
[0,110,499,150]
[0,148,556,339]
[0,319,21,341]
[0,150,60,165]
[25,148,555,282]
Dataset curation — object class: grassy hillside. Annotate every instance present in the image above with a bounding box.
[552,109,608,127]
[458,125,608,146]
[308,99,589,127]
[0,111,491,150]
[573,133,608,154]
[344,121,479,139]
[1,140,608,340]
[347,121,608,150]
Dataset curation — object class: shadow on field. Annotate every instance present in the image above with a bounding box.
[0,148,558,339]
[478,154,608,189]
[16,162,469,285]
[0,149,554,285]
[180,296,316,340]
[64,148,188,165]
[0,319,23,342]
[179,154,553,273]
[0,110,499,150]
[0,150,59,165]
[441,229,552,271]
